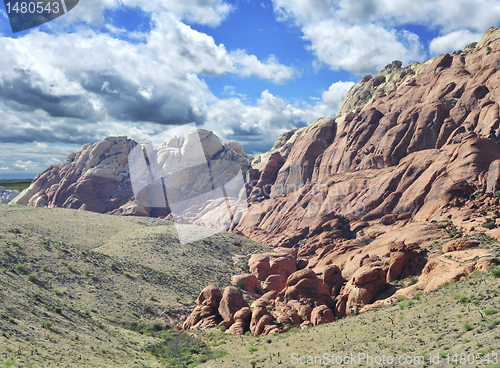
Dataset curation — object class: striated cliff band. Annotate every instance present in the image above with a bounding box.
[10,27,500,335]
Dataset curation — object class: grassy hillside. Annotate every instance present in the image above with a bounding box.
[0,205,267,367]
[0,180,32,191]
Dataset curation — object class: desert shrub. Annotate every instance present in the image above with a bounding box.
[15,264,24,270]
[66,265,74,271]
[3,359,15,367]
[27,273,37,281]
[357,238,373,247]
[51,289,62,295]
[485,309,498,315]
[55,307,62,314]
[0,268,7,273]
[146,330,225,367]
[490,320,500,329]
[248,347,258,353]
[122,271,131,277]
[463,323,473,331]
[85,270,92,276]
[491,269,500,278]
[2,249,11,255]
[41,265,49,271]
[396,296,407,302]
[454,295,471,303]
[482,221,496,229]
[412,291,424,301]
[10,241,18,246]
[43,321,53,329]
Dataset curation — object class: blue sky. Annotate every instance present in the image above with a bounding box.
[1,0,500,178]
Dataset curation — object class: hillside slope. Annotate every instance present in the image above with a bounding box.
[0,205,267,367]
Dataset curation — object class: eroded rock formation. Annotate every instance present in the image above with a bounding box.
[183,28,500,336]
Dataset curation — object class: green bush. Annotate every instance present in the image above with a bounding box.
[146,330,224,367]
[484,309,498,315]
[3,359,15,367]
[41,265,49,271]
[248,347,258,353]
[27,273,37,281]
[15,264,24,270]
[482,221,496,230]
[454,295,471,303]
[357,238,373,247]
[44,320,53,329]
[463,323,473,331]
[491,269,500,278]
[2,249,11,255]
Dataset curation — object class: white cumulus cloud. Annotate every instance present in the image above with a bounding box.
[429,30,484,55]
[271,0,500,75]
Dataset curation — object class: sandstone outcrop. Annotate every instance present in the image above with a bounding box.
[11,131,251,217]
[218,286,249,327]
[183,285,222,329]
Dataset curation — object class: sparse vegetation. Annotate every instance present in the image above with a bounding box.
[43,320,54,329]
[27,273,37,281]
[357,238,373,247]
[146,330,226,367]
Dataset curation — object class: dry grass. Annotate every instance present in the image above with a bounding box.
[0,205,267,367]
[196,269,500,367]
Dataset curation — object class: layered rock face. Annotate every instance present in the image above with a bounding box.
[11,131,251,216]
[233,27,500,245]
[11,137,138,213]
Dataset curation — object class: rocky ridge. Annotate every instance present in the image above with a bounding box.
[181,27,500,335]
[11,131,251,217]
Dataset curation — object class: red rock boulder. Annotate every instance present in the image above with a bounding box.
[248,249,297,281]
[284,269,333,308]
[231,274,264,295]
[183,285,223,329]
[337,265,387,317]
[310,305,335,326]
[442,238,480,253]
[218,286,249,327]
